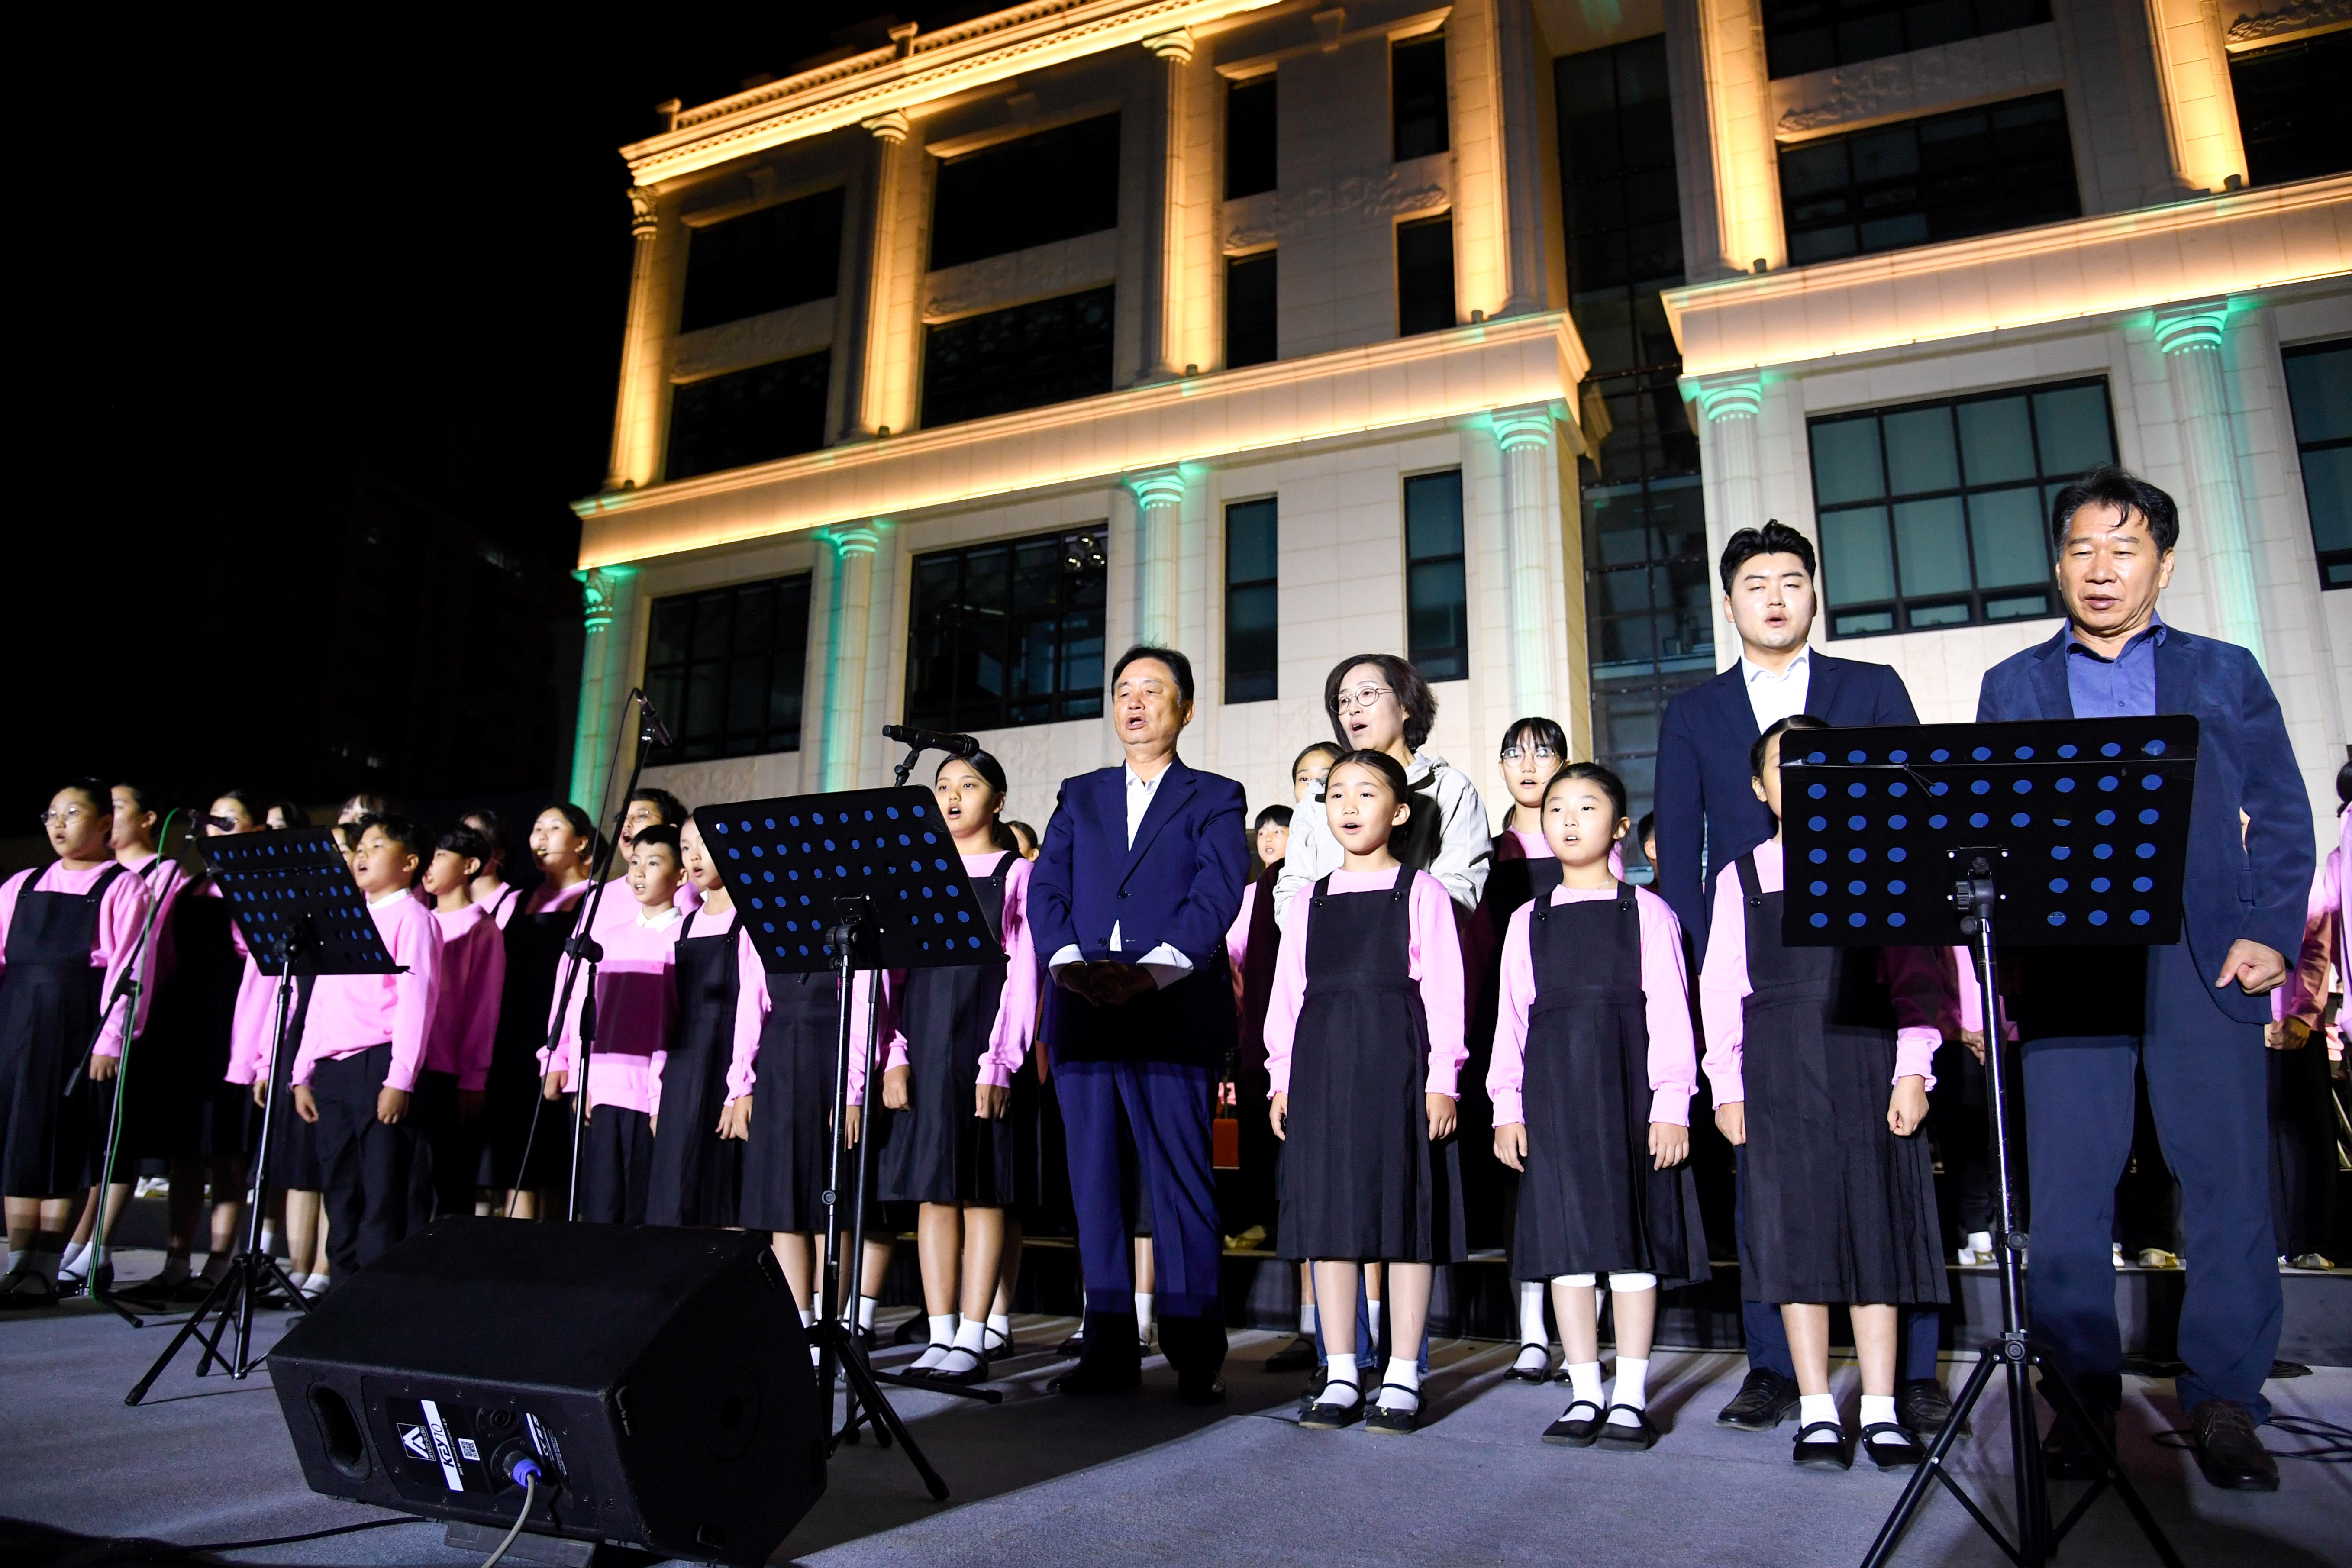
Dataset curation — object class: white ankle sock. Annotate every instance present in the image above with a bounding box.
[1798,1393,1840,1432]
[1513,1343,1550,1374]
[1608,1357,1650,1424]
[1319,1363,1362,1407]
[1518,1281,1546,1347]
[1565,1360,1603,1407]
[1299,1302,1317,1335]
[258,1223,277,1255]
[1965,1230,1992,1255]
[1375,1355,1421,1411]
[1861,1393,1905,1442]
[856,1296,878,1331]
[986,1310,1011,1344]
[1133,1291,1154,1343]
[60,1241,89,1274]
[799,1308,815,1330]
[1366,1300,1383,1343]
[911,1313,956,1370]
[954,1317,988,1353]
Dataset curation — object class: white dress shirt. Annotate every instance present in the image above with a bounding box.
[1740,646,1813,732]
[1047,760,1196,988]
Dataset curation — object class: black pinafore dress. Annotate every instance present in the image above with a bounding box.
[0,865,126,1197]
[738,967,842,1234]
[480,891,579,1190]
[133,874,248,1162]
[1733,855,1947,1307]
[1277,873,1465,1265]
[1511,886,1711,1287]
[875,852,1033,1208]
[645,909,744,1227]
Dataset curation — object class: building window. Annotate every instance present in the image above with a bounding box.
[1558,35,1710,831]
[1226,75,1277,199]
[1779,92,2078,265]
[643,575,812,759]
[678,188,846,334]
[1761,0,2052,80]
[921,287,1115,429]
[929,116,1122,272]
[1392,33,1449,161]
[667,350,831,481]
[2230,32,2352,189]
[1404,471,1468,680]
[1226,499,1279,703]
[905,526,1109,731]
[1226,252,1278,368]
[2284,339,2352,589]
[1810,378,2114,638]
[1397,214,1456,336]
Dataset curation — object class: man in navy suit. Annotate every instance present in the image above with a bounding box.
[1652,520,1948,1436]
[1978,467,2311,1491]
[1029,645,1249,1404]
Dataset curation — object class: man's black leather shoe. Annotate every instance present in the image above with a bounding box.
[2186,1399,2278,1491]
[1716,1367,1800,1430]
[1049,1362,1141,1396]
[2041,1405,2116,1481]
[1177,1371,1226,1407]
[1898,1377,1957,1440]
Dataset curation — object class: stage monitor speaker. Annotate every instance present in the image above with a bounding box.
[268,1218,824,1566]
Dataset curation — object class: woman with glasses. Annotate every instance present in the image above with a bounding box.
[0,783,152,1305]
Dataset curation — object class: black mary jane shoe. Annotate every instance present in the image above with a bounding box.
[921,1352,992,1387]
[1504,1348,1552,1384]
[1861,1422,1926,1469]
[1298,1391,1365,1431]
[1595,1405,1659,1451]
[1793,1420,1854,1471]
[1542,1399,1605,1446]
[1364,1386,1423,1435]
[891,1312,928,1347]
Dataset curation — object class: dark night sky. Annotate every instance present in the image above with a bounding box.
[16,6,986,831]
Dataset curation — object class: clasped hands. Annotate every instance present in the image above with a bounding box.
[1054,959,1158,1008]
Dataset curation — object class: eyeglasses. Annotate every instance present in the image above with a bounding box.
[1500,744,1557,762]
[1334,683,1396,712]
[38,806,97,827]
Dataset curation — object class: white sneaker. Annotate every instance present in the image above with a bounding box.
[1957,1230,1996,1265]
[2111,1243,2126,1270]
[2136,1249,2181,1269]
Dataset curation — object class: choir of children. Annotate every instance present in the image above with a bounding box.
[3,658,1963,1472]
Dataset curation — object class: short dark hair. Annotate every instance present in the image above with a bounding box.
[1291,740,1343,778]
[1004,819,1040,852]
[113,781,154,816]
[1326,749,1414,809]
[1718,520,1818,594]
[2048,465,2180,557]
[627,787,687,827]
[1110,645,1195,706]
[436,826,494,868]
[362,812,430,875]
[632,823,682,860]
[1499,716,1566,758]
[1542,761,1628,826]
[267,799,312,829]
[1749,713,1832,782]
[2335,759,2350,810]
[1636,810,1656,844]
[462,808,505,860]
[216,789,265,824]
[57,778,112,814]
[1323,654,1438,751]
[339,792,390,821]
[1254,803,1294,832]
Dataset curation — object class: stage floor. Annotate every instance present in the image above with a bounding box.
[4,1250,2346,1568]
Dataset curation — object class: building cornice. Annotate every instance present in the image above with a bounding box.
[1661,175,2352,379]
[573,311,1587,568]
[621,0,1278,187]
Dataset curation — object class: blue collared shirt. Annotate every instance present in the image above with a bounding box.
[2065,617,2165,718]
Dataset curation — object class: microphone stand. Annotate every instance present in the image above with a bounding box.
[514,687,665,1223]
[71,824,185,1326]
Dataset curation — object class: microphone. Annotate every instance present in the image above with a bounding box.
[633,689,674,748]
[881,724,981,759]
[179,811,233,833]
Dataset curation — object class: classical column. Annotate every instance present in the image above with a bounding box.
[1692,375,1765,543]
[604,189,666,490]
[849,111,912,438]
[1128,469,1185,645]
[569,565,642,813]
[2154,303,2266,667]
[819,523,888,788]
[1143,29,1194,379]
[1492,405,1560,719]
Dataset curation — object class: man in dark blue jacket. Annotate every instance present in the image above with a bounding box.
[1653,521,1943,1435]
[1029,645,1249,1405]
[1978,467,2311,1491]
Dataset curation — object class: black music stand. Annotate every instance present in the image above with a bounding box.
[1781,717,2188,1568]
[127,828,402,1405]
[706,759,1004,1501]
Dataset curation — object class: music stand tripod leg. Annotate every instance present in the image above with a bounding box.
[2035,1358,2185,1568]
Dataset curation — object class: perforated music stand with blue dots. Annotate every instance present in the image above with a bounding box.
[1793,716,2196,1568]
[1781,714,2197,949]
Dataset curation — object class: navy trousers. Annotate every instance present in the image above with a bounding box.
[1735,1149,1942,1381]
[1058,1057,1226,1374]
[2021,940,2280,1420]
